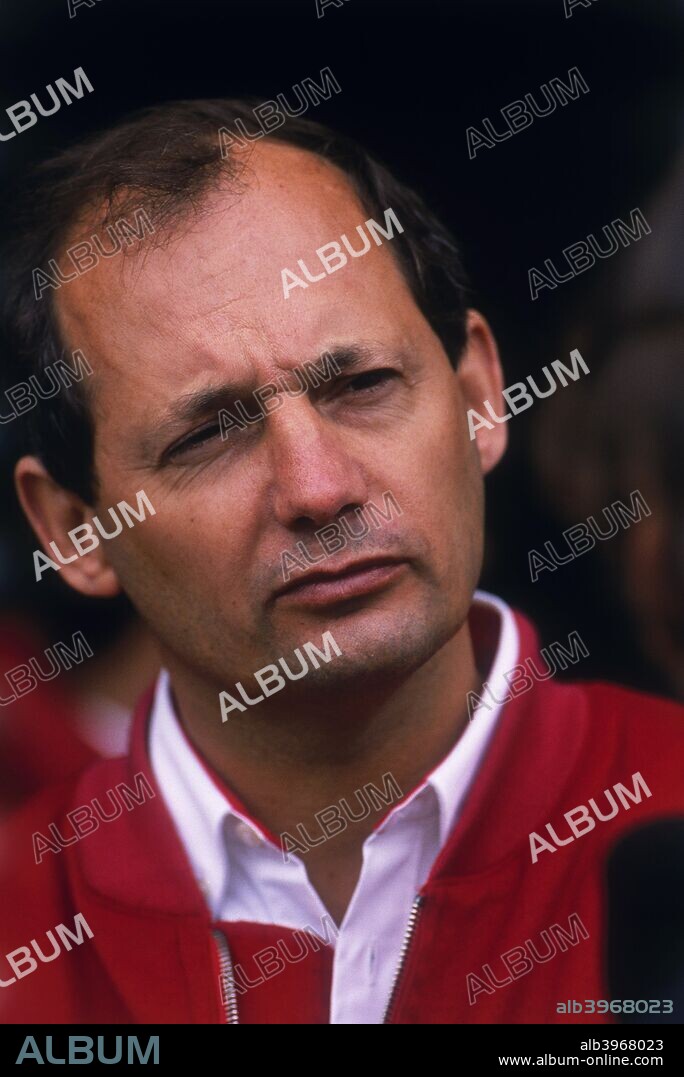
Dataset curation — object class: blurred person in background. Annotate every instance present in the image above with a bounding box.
[534,150,684,702]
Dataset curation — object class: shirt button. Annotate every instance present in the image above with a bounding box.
[235,821,262,847]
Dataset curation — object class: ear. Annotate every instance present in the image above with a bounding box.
[14,455,122,596]
[455,309,508,475]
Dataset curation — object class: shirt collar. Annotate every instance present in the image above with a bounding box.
[149,589,519,906]
[422,589,519,846]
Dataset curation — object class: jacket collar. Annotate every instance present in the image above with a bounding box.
[73,608,589,913]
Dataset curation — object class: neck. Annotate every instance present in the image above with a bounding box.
[165,620,481,842]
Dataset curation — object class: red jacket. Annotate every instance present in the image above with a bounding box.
[0,613,682,1024]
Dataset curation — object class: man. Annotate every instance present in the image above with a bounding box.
[0,100,681,1024]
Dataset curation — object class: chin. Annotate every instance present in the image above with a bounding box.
[295,604,457,688]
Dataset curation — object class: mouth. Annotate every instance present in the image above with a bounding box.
[273,556,409,607]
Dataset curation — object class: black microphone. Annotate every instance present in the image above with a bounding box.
[606,818,684,1024]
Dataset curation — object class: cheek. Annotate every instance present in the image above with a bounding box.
[141,476,255,559]
[403,388,472,492]
[102,505,241,596]
[404,405,483,553]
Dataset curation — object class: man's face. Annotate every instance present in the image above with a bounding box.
[53,142,500,692]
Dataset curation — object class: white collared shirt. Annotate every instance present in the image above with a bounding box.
[149,589,518,1023]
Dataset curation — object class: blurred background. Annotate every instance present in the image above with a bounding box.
[0,0,682,805]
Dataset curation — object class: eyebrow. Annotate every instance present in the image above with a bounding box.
[144,343,387,455]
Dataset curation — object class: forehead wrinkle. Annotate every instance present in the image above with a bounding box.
[166,340,400,425]
[152,341,387,430]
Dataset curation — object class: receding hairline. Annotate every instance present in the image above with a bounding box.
[58,137,371,264]
[51,136,413,384]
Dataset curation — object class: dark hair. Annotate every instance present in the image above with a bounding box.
[2,99,470,503]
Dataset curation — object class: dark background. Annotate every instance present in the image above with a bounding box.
[0,0,682,695]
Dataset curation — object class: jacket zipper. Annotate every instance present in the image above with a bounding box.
[382,894,425,1023]
[213,928,240,1024]
[214,895,424,1025]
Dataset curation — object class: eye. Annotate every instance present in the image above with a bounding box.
[344,369,397,394]
[166,422,222,460]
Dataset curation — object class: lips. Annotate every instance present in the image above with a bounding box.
[273,556,408,607]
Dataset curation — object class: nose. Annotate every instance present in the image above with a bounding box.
[268,398,369,530]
